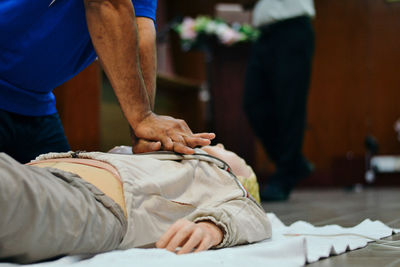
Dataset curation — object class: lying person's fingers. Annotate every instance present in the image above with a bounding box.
[177,227,205,254]
[194,234,213,253]
[156,219,186,249]
[164,221,197,253]
[132,139,161,154]
[195,221,224,250]
[157,219,198,252]
[157,219,223,254]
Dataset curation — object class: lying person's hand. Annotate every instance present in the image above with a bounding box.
[156,219,223,254]
[133,113,215,154]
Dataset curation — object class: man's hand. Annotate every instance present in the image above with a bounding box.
[133,113,215,154]
[156,219,223,254]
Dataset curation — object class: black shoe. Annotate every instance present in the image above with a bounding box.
[260,183,290,202]
[260,160,314,202]
[288,160,314,188]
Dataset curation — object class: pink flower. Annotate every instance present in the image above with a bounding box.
[180,17,197,40]
[218,27,242,45]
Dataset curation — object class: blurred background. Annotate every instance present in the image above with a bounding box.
[53,0,400,189]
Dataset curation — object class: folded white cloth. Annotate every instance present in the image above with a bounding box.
[268,213,400,263]
[1,213,398,267]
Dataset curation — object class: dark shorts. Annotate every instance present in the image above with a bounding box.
[0,109,70,163]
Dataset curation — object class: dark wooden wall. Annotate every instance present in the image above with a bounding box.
[303,0,400,185]
[53,62,100,151]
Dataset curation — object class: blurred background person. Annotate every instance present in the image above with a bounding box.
[243,0,315,201]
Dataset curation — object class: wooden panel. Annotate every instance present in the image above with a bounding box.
[300,0,400,186]
[53,62,100,151]
[304,0,371,170]
[368,0,400,154]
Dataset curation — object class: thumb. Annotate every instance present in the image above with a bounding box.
[132,139,161,154]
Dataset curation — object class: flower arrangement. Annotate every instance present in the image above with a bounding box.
[173,16,259,51]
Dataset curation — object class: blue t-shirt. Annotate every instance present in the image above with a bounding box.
[0,0,157,116]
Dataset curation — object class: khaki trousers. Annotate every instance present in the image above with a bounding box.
[0,153,126,264]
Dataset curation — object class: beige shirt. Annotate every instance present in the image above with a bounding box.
[253,0,315,27]
[34,150,271,250]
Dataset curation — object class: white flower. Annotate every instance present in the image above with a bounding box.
[218,27,243,45]
[215,23,229,37]
[205,21,218,34]
[180,17,197,40]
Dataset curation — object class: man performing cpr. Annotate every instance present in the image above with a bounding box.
[0,0,213,163]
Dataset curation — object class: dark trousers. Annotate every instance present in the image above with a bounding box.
[243,16,314,179]
[0,109,70,163]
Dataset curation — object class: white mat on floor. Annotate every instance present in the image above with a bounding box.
[1,213,398,267]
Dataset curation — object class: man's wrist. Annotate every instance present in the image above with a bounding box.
[129,109,153,129]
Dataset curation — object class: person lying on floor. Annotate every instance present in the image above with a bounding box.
[0,144,271,264]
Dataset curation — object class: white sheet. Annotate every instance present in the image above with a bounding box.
[1,213,398,267]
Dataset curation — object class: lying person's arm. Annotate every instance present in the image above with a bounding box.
[157,145,271,252]
[186,144,270,249]
[184,195,271,249]
[159,198,270,254]
[157,197,270,253]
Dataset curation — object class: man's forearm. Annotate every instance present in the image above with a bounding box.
[129,17,157,151]
[84,0,151,125]
[137,17,157,110]
[84,0,215,154]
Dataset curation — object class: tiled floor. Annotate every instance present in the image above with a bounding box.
[262,188,400,266]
